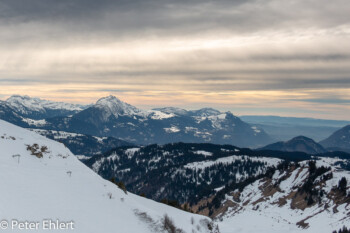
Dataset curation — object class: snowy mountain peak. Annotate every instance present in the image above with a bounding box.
[95,95,146,117]
[96,95,121,103]
[6,95,86,115]
[153,107,223,117]
[7,95,45,112]
[7,94,31,100]
[190,108,222,117]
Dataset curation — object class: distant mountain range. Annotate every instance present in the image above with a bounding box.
[1,94,349,153]
[259,136,327,154]
[5,95,87,119]
[320,125,350,153]
[0,95,272,148]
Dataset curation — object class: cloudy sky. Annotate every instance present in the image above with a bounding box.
[0,0,349,119]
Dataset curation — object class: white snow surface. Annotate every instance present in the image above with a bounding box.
[164,126,181,133]
[152,107,188,116]
[184,155,281,170]
[95,95,147,119]
[148,110,175,120]
[218,161,350,233]
[6,95,85,113]
[193,150,213,157]
[21,118,47,127]
[0,120,213,233]
[125,147,141,158]
[251,126,261,133]
[30,129,84,139]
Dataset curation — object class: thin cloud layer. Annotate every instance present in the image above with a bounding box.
[0,0,349,119]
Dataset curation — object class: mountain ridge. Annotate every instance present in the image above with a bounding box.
[0,94,272,148]
[320,125,350,153]
[4,95,87,120]
[260,136,327,154]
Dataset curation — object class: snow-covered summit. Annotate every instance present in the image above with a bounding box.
[190,108,222,117]
[152,107,189,116]
[0,119,217,233]
[95,95,146,118]
[153,107,222,117]
[7,95,85,112]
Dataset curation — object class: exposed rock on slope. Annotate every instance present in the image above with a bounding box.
[194,160,350,233]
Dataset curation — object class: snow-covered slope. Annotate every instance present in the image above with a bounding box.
[211,160,350,233]
[0,120,217,233]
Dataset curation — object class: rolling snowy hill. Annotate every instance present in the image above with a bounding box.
[0,119,217,233]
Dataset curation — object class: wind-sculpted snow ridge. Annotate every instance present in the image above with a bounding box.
[0,119,218,233]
